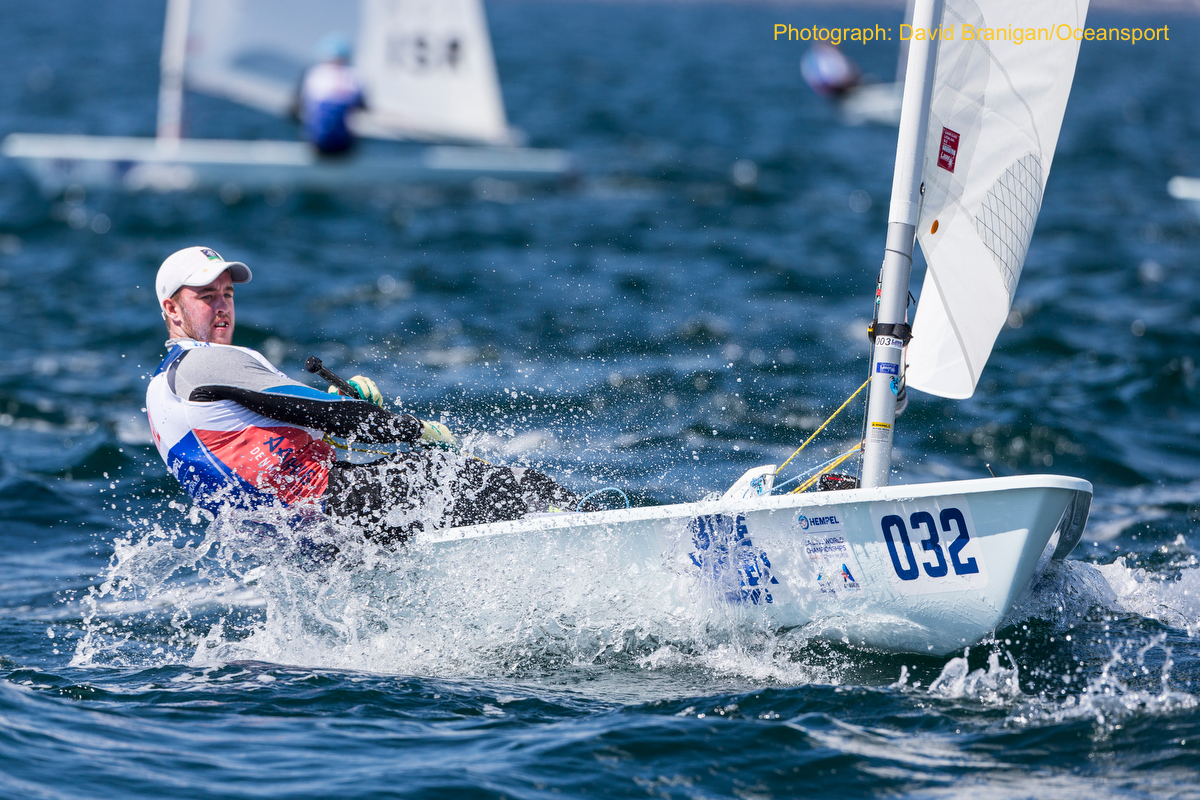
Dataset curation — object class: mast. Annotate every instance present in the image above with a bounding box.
[860,0,943,489]
[894,0,918,84]
[156,0,192,145]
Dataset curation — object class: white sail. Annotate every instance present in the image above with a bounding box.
[183,0,511,145]
[906,0,1089,399]
[184,0,345,117]
[354,0,512,145]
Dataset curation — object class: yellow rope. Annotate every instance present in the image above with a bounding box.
[790,443,861,494]
[775,376,871,476]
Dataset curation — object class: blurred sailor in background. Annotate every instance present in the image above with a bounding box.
[146,247,582,545]
[295,33,367,155]
[800,43,861,98]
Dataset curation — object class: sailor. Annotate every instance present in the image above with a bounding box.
[800,43,861,98]
[146,246,581,544]
[296,34,367,155]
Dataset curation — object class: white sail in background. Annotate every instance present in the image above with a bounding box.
[185,0,348,117]
[906,0,1088,399]
[355,0,511,145]
[183,0,511,145]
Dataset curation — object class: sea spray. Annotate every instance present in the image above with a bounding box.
[74,500,779,677]
[1094,557,1200,637]
[1006,556,1200,636]
[1007,634,1198,736]
[927,649,1022,703]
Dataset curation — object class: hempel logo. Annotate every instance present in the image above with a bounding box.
[797,514,840,529]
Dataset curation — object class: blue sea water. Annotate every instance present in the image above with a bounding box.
[1,0,1200,797]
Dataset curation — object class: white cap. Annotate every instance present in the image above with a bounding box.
[156,246,252,307]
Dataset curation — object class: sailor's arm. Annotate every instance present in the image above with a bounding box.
[200,384,424,443]
[172,347,423,443]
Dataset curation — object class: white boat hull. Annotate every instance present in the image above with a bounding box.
[839,82,903,127]
[1168,176,1200,217]
[419,475,1091,656]
[1,133,572,195]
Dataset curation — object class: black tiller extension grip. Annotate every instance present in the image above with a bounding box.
[305,356,359,398]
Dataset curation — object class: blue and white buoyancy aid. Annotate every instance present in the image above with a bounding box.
[146,341,335,511]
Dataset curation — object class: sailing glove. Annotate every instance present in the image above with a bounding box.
[419,420,460,452]
[328,375,384,407]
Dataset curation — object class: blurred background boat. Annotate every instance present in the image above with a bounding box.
[839,80,904,126]
[1167,173,1200,215]
[2,0,571,195]
[801,0,914,126]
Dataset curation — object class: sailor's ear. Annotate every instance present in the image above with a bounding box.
[162,297,182,325]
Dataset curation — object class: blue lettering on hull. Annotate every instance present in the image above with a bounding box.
[688,513,780,605]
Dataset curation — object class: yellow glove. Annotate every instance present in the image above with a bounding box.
[419,420,460,452]
[328,375,384,407]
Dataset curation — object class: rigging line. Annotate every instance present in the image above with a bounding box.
[773,447,859,492]
[775,376,872,477]
[791,443,862,494]
[857,343,873,486]
[576,487,630,511]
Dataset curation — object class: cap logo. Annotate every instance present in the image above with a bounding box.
[199,248,222,261]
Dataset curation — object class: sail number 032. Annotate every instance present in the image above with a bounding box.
[880,508,979,581]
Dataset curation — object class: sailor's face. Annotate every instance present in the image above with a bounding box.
[166,272,236,344]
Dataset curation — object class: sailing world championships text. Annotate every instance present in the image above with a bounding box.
[774,24,1170,46]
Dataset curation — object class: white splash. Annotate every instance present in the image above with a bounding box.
[927,650,1022,704]
[1006,556,1200,638]
[74,500,796,681]
[1093,556,1200,637]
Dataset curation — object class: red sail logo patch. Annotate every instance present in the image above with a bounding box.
[937,127,960,172]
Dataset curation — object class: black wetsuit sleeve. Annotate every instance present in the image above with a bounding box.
[173,344,424,444]
[191,385,423,443]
